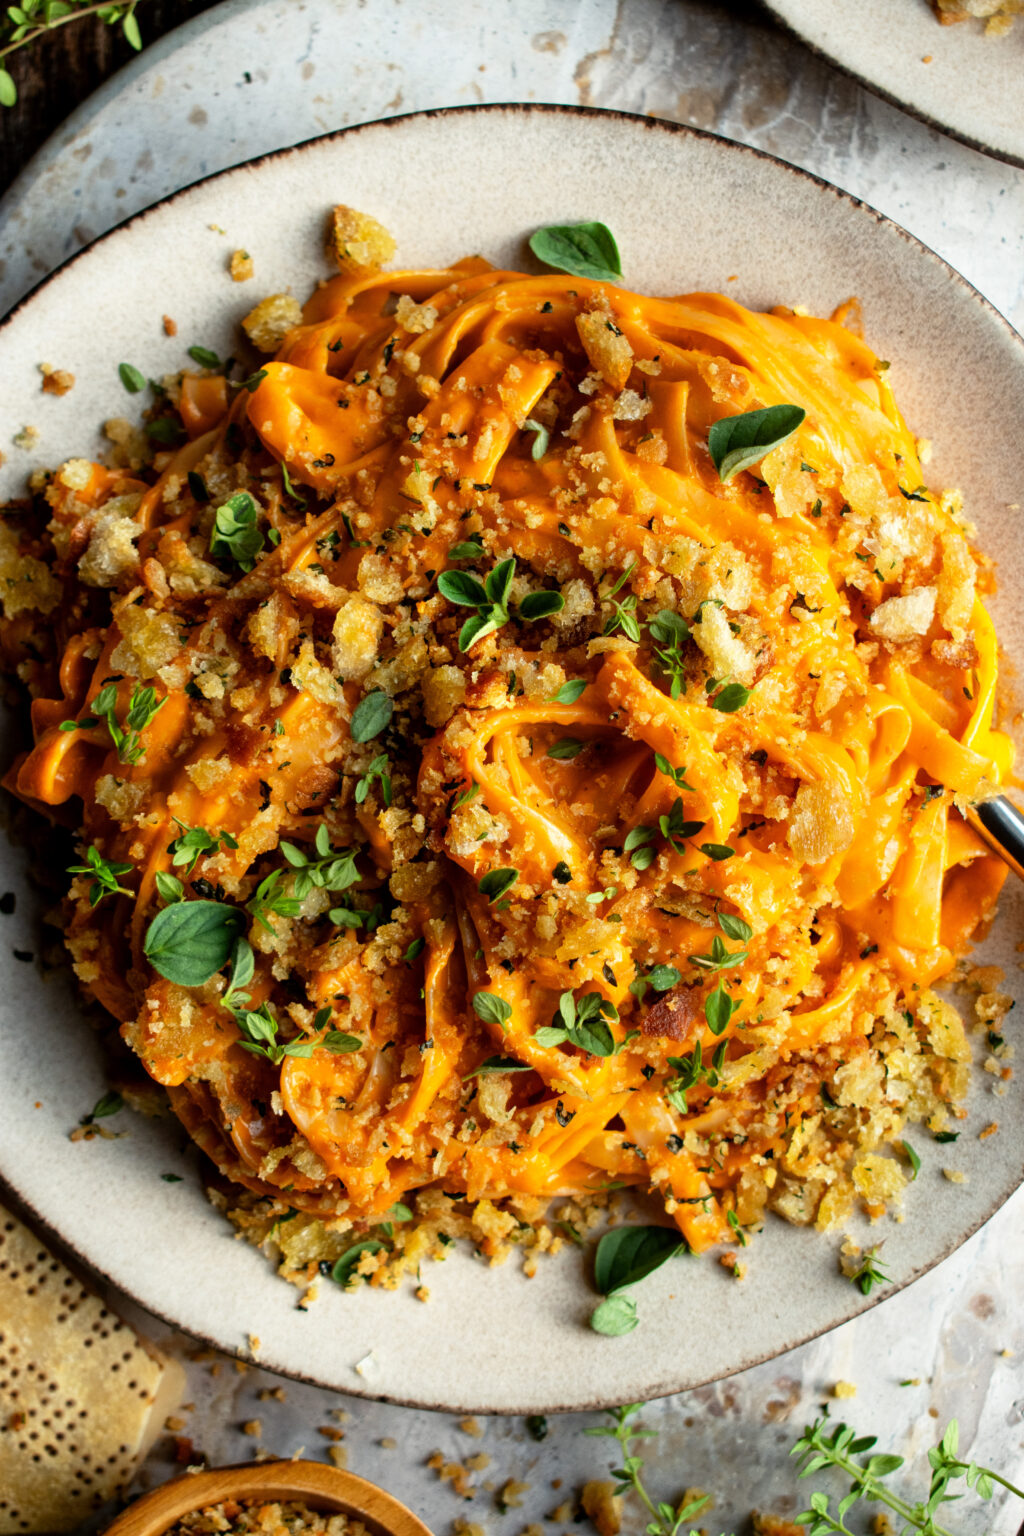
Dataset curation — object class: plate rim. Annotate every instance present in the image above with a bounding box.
[3,100,1024,1412]
[759,0,1024,173]
[2,99,1022,357]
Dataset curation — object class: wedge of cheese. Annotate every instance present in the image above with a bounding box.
[0,1200,184,1533]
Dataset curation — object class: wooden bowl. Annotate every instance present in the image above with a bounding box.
[102,1462,435,1536]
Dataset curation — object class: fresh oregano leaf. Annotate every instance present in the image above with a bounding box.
[478,868,519,902]
[529,222,623,284]
[590,1294,639,1336]
[331,1239,386,1288]
[143,900,245,986]
[472,992,513,1029]
[708,403,806,484]
[463,1055,533,1079]
[350,690,393,742]
[593,1224,685,1295]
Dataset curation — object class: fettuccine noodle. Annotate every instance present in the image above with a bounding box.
[0,207,1012,1280]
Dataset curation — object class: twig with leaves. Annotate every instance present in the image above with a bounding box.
[1,0,144,108]
[583,1402,1024,1536]
[792,1415,1024,1536]
[584,1403,712,1536]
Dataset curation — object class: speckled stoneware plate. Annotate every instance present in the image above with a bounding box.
[762,0,1024,167]
[1,105,1022,1414]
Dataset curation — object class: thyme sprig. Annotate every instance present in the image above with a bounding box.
[0,0,144,108]
[584,1404,710,1536]
[791,1415,1024,1536]
[584,1402,1024,1536]
[60,679,165,765]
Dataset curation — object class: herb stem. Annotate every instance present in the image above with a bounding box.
[0,0,141,65]
[974,1469,1024,1500]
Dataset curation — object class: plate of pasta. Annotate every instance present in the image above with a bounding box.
[0,105,1022,1412]
[761,0,1024,168]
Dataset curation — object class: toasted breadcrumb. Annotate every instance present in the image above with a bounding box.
[39,363,75,396]
[328,205,396,275]
[243,294,303,353]
[230,249,255,282]
[580,1481,622,1536]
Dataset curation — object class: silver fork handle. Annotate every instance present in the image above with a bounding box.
[963,795,1024,883]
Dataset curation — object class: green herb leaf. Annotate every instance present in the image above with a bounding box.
[523,418,550,459]
[155,870,185,904]
[552,679,587,704]
[188,470,210,503]
[590,1294,639,1336]
[122,8,141,49]
[118,362,146,393]
[187,344,221,369]
[82,1090,124,1124]
[350,690,393,743]
[719,912,753,943]
[448,535,486,560]
[143,900,244,986]
[547,737,583,760]
[67,845,133,907]
[699,842,734,861]
[279,461,306,507]
[629,964,681,1003]
[0,69,16,108]
[708,680,752,713]
[529,222,623,284]
[167,819,237,875]
[593,1225,685,1295]
[901,1140,921,1180]
[708,403,806,483]
[478,868,519,903]
[519,589,565,621]
[704,981,739,1035]
[145,416,185,445]
[848,1244,890,1296]
[458,611,499,651]
[463,1055,533,1079]
[210,491,265,572]
[472,992,513,1029]
[323,1031,363,1053]
[331,1239,386,1288]
[485,558,516,607]
[438,569,489,606]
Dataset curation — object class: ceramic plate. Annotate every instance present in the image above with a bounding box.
[763,0,1024,167]
[1,106,1023,1414]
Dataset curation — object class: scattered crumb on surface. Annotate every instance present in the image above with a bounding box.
[231,249,255,282]
[39,363,75,396]
[580,1481,621,1536]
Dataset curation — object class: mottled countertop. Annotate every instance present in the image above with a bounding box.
[1,2,1022,1531]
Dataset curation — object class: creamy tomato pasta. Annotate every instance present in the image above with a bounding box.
[0,208,1012,1292]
